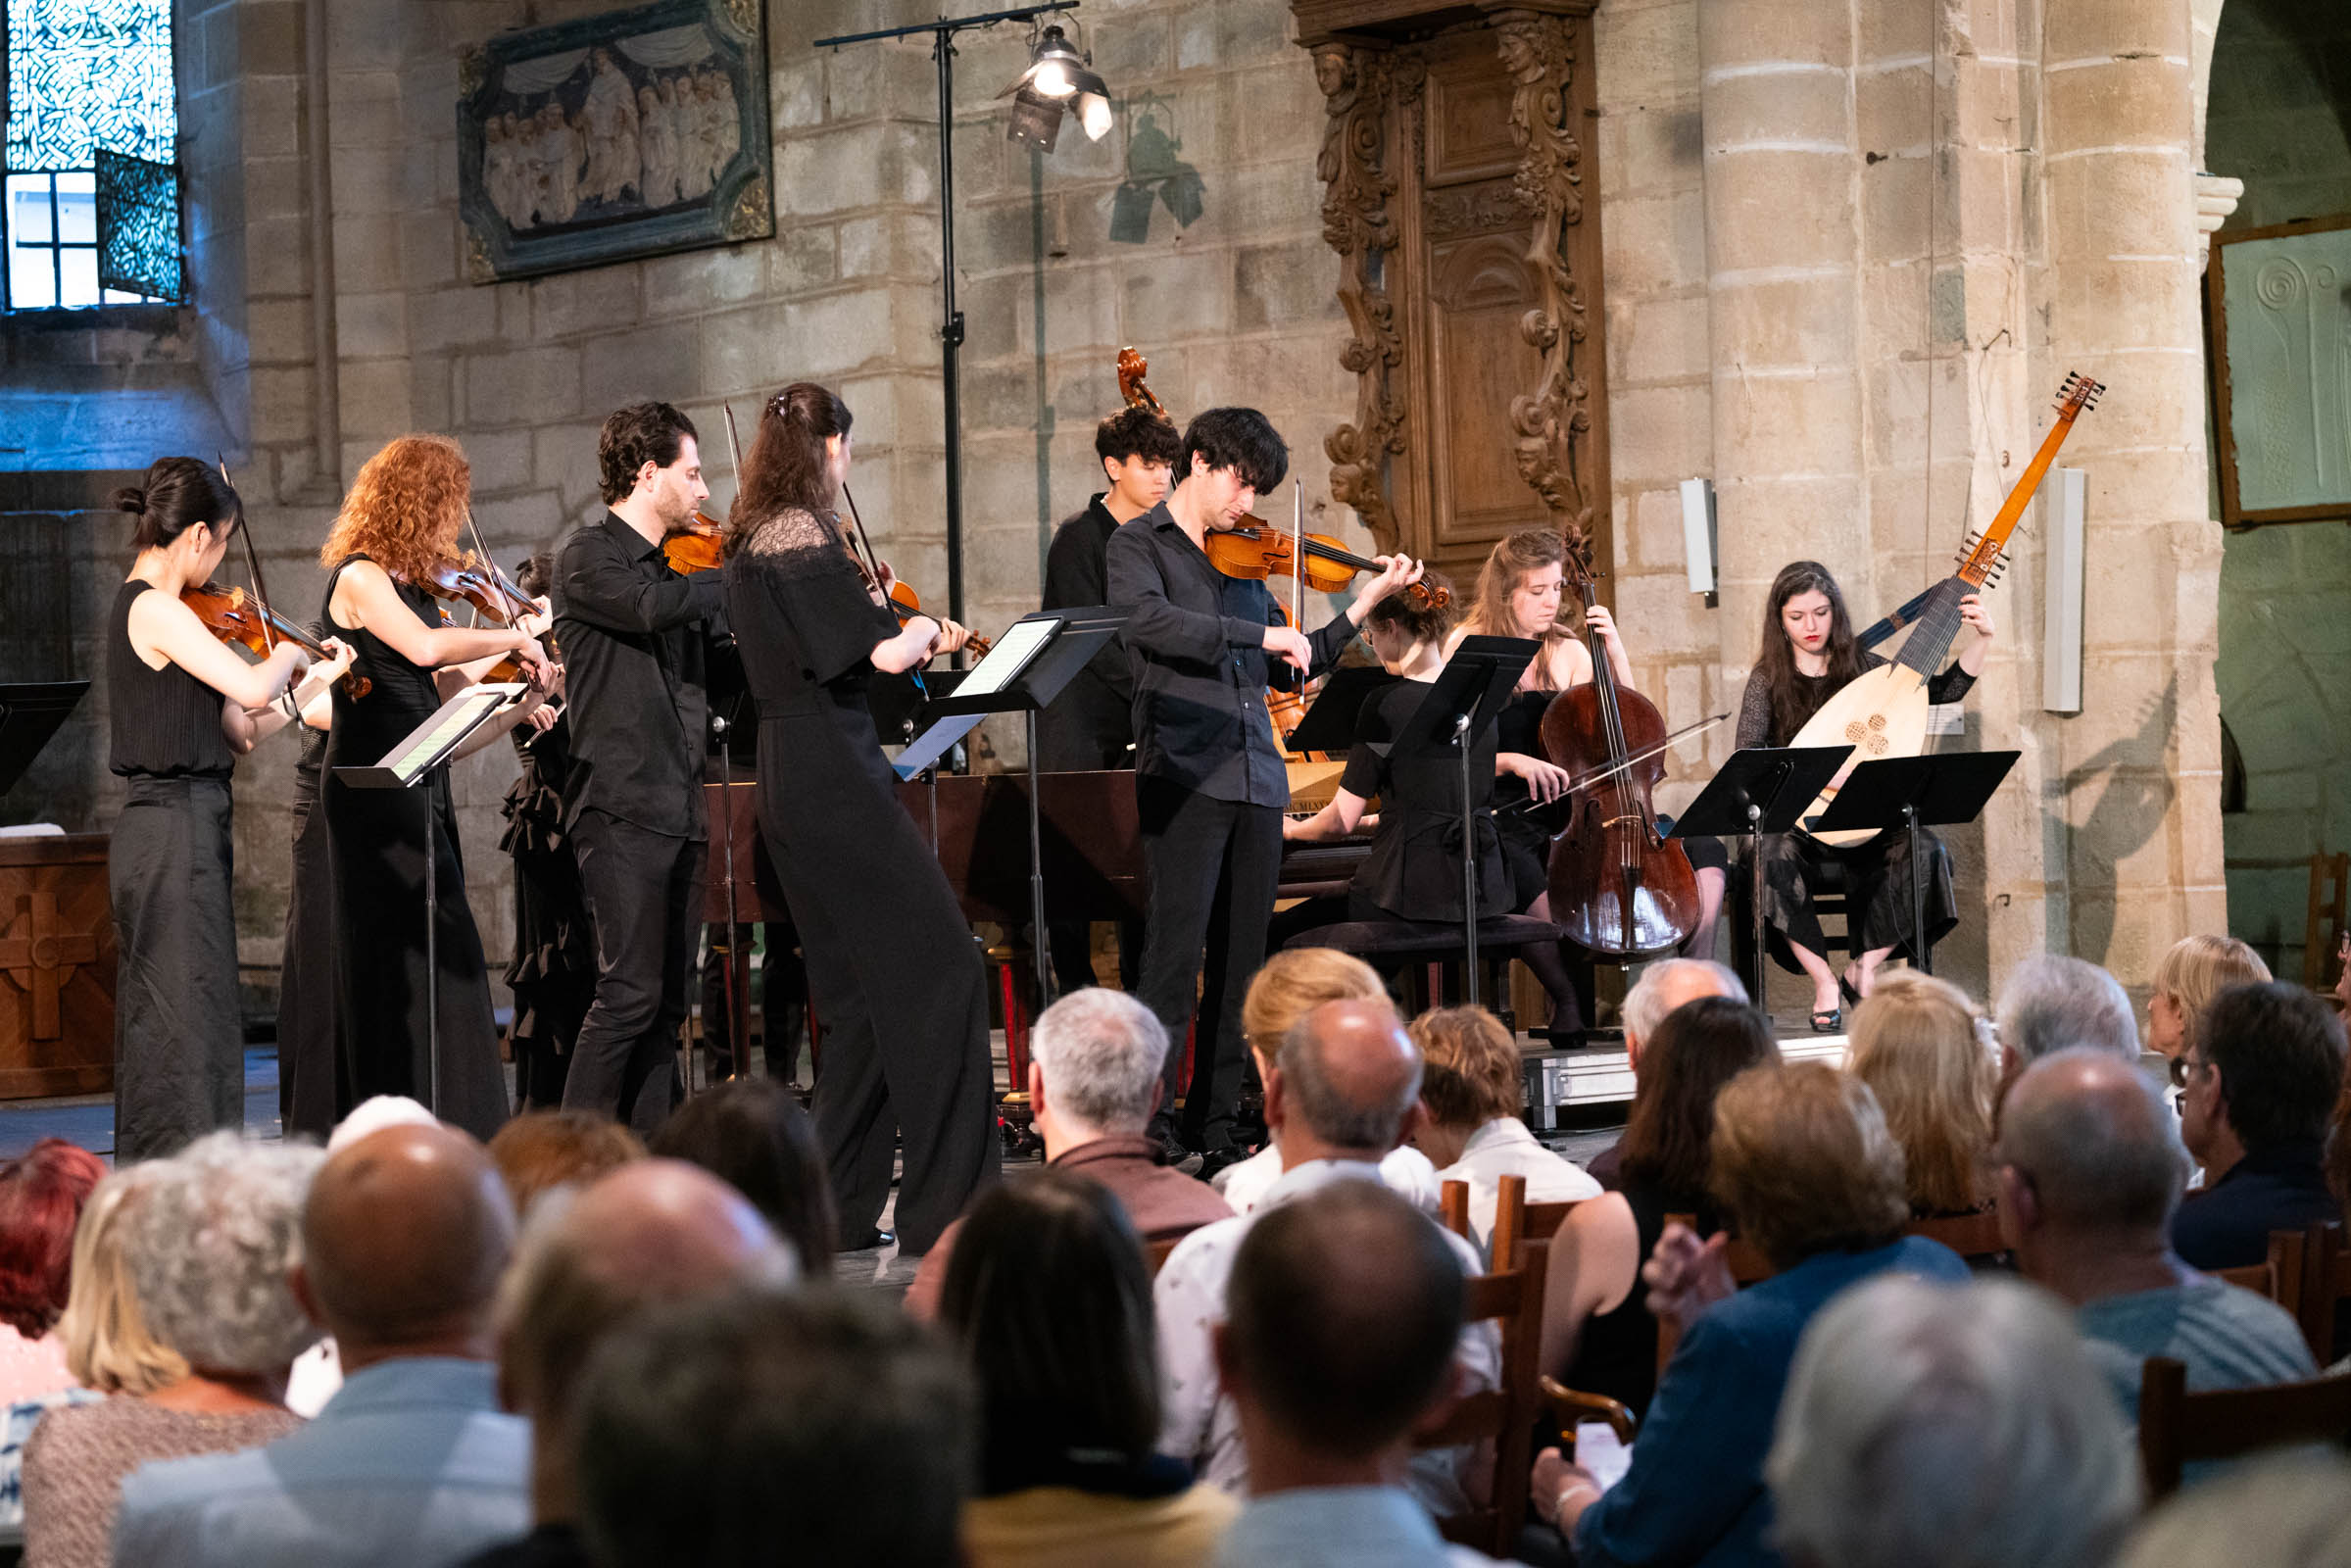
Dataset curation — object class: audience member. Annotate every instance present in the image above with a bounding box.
[1210,1181,1493,1568]
[1993,954,2138,1077]
[2144,934,2269,1064]
[1214,950,1438,1213]
[113,1123,527,1568]
[1843,971,1995,1216]
[2115,1451,2351,1568]
[1409,1005,1598,1253]
[0,1140,106,1402]
[1766,1275,2135,1568]
[572,1287,974,1568]
[24,1134,319,1568]
[1585,959,1747,1188]
[941,1170,1236,1568]
[326,1095,440,1151]
[648,1076,838,1266]
[1994,1048,2315,1423]
[2328,1047,2351,1231]
[486,1109,645,1218]
[1543,997,1779,1415]
[462,1160,796,1568]
[2171,981,2346,1269]
[4,1166,179,1540]
[908,990,1230,1319]
[1156,999,1496,1512]
[1535,1062,1969,1566]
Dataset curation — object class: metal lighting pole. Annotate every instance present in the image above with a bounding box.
[812,1,1080,634]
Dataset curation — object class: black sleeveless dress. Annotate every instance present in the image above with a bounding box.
[722,508,998,1254]
[319,556,510,1139]
[107,578,242,1162]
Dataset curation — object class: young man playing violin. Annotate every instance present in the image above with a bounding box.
[1038,405,1182,995]
[552,400,729,1135]
[1105,406,1424,1175]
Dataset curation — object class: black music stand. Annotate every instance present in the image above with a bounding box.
[900,609,1129,1003]
[1384,635,1540,1005]
[334,682,530,1113]
[1803,751,2019,976]
[1669,746,1853,1013]
[1281,665,1399,755]
[0,681,88,801]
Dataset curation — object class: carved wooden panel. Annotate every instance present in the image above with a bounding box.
[0,836,116,1100]
[1297,1,1608,592]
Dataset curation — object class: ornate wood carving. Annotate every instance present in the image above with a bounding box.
[1495,10,1597,542]
[1296,0,1608,579]
[1311,42,1406,554]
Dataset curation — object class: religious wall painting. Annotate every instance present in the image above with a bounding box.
[2209,214,2351,529]
[457,0,771,284]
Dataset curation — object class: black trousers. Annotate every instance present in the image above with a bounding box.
[1046,915,1143,998]
[563,809,705,1137]
[1135,777,1284,1153]
[113,777,243,1163]
[700,922,808,1082]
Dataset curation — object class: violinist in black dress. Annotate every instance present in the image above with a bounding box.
[1104,407,1423,1171]
[318,435,556,1139]
[278,662,341,1140]
[1279,574,1515,933]
[104,458,352,1161]
[720,383,996,1254]
[1739,560,1993,1030]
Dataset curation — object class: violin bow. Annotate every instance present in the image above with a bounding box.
[1291,479,1304,631]
[217,454,278,657]
[721,403,746,521]
[1498,712,1730,814]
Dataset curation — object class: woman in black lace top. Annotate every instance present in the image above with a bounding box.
[1737,561,1993,1030]
[719,383,998,1255]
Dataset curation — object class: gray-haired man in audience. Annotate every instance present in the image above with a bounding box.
[1155,998,1496,1513]
[1993,955,2140,1074]
[1589,958,1748,1185]
[1993,1048,2314,1422]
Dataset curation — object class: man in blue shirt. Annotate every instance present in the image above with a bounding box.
[115,1123,528,1568]
[2171,981,2346,1271]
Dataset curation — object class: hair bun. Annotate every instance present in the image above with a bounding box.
[110,486,147,515]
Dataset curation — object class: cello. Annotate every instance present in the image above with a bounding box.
[1541,537,1701,957]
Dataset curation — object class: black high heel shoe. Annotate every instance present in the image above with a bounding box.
[1809,1006,1842,1034]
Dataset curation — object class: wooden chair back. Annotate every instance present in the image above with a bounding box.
[1487,1174,1582,1275]
[2211,1227,2308,1318]
[2293,1221,2348,1364]
[2304,851,2349,991]
[1439,1178,1472,1243]
[1146,1237,1182,1277]
[1907,1206,2007,1259]
[1420,1232,1551,1558]
[2137,1355,2351,1499]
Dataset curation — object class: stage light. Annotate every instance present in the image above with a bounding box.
[1000,24,1112,148]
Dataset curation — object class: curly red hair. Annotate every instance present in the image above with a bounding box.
[319,434,472,581]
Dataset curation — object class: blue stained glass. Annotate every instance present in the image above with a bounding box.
[6,0,176,173]
[94,148,177,299]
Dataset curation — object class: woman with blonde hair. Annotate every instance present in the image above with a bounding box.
[319,435,556,1138]
[2147,933,2271,1063]
[1447,529,1730,1036]
[1843,969,1995,1216]
[1216,949,1431,1208]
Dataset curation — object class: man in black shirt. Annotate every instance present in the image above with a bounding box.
[1039,406,1180,994]
[1105,408,1422,1170]
[553,401,726,1134]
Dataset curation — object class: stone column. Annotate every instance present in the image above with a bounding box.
[2040,0,2223,984]
[1695,0,1865,672]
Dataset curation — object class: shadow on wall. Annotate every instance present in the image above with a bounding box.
[2064,676,2180,968]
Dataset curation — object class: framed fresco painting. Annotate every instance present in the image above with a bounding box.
[2208,213,2351,530]
[457,0,772,284]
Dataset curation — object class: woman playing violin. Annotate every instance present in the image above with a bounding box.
[106,458,356,1161]
[1447,528,1730,1040]
[318,434,557,1139]
[1105,406,1423,1171]
[719,382,991,1254]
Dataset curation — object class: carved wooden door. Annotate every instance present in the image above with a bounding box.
[1298,2,1608,591]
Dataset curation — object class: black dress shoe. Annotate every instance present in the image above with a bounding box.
[1196,1146,1249,1184]
[837,1227,896,1252]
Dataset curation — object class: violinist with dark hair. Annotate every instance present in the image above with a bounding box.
[1105,406,1424,1174]
[551,400,729,1135]
[107,457,356,1161]
[318,434,556,1140]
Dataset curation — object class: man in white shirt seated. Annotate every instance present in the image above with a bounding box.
[1156,998,1499,1514]
[1408,1005,1598,1255]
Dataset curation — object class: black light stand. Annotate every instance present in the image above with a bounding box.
[812,1,1083,636]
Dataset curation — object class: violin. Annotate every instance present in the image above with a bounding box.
[661,513,729,574]
[180,581,368,699]
[406,552,552,689]
[838,487,992,660]
[1538,538,1700,958]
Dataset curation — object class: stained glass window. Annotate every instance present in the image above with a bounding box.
[3,0,178,310]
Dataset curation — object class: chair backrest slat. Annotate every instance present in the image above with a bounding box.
[2138,1353,2351,1499]
[1421,1235,1551,1557]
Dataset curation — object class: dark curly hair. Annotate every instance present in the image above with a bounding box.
[1095,406,1180,469]
[1180,407,1288,494]
[597,402,701,506]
